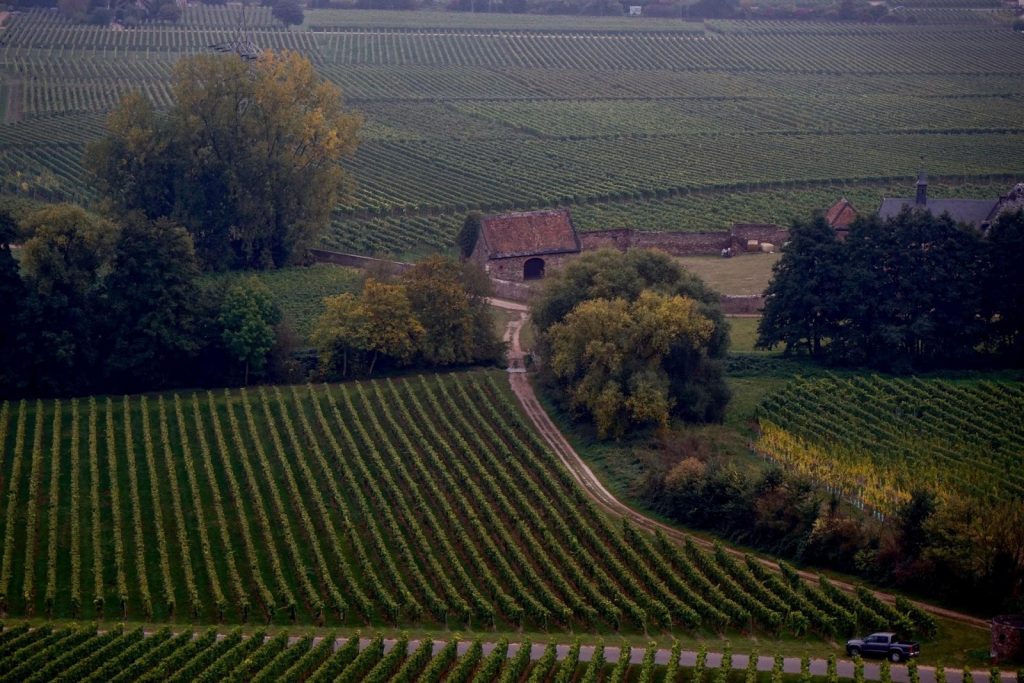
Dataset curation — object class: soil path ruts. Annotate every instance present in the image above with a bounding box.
[487,297,988,630]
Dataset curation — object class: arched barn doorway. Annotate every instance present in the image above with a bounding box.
[523,257,545,280]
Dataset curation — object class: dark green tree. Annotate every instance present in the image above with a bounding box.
[102,214,202,392]
[837,210,985,369]
[757,215,845,357]
[984,209,1024,360]
[220,277,281,384]
[17,205,116,395]
[457,212,482,260]
[0,211,26,396]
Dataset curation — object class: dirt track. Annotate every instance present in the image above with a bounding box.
[489,298,988,631]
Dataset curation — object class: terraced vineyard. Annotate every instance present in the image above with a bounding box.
[757,376,1024,515]
[1,8,1022,253]
[0,371,934,637]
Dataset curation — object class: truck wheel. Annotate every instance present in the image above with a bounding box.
[849,647,860,657]
[890,652,903,663]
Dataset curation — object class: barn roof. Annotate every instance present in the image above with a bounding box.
[825,198,858,229]
[479,209,580,260]
[877,198,999,228]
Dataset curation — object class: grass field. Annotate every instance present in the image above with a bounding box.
[678,254,780,296]
[0,8,1021,254]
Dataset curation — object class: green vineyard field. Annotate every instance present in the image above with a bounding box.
[0,371,933,637]
[1,7,1022,254]
[757,376,1024,515]
[0,624,922,683]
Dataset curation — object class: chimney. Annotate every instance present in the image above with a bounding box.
[915,169,927,206]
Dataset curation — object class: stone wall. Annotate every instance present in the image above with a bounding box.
[483,252,578,282]
[721,295,765,315]
[991,615,1024,662]
[490,278,534,302]
[579,225,789,257]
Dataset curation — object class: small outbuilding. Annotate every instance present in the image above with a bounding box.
[825,197,858,239]
[470,209,582,282]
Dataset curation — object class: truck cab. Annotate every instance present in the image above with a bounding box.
[846,632,921,662]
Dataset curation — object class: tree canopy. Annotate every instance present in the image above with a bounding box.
[757,208,1024,370]
[534,249,731,436]
[312,257,503,378]
[86,50,362,270]
[549,291,714,438]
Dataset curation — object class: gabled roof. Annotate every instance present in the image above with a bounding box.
[877,198,999,228]
[479,209,580,260]
[825,197,858,229]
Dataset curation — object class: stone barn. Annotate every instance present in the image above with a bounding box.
[471,209,582,282]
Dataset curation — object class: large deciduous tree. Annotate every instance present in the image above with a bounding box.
[402,255,502,367]
[86,50,362,270]
[102,214,202,392]
[312,279,424,378]
[535,249,731,435]
[548,291,714,438]
[757,216,844,357]
[984,209,1024,359]
[17,205,117,395]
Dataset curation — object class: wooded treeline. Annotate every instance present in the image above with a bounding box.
[757,208,1024,371]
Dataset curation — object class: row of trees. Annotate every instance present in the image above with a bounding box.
[757,208,1024,371]
[533,249,731,439]
[87,51,361,271]
[0,204,283,398]
[313,257,504,379]
[640,444,1024,614]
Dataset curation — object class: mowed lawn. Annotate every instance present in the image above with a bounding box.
[677,253,779,296]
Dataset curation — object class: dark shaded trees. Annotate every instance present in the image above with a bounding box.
[86,51,361,270]
[0,211,25,396]
[985,209,1024,359]
[102,214,202,392]
[757,216,844,358]
[758,208,1017,370]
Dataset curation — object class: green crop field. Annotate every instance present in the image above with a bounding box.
[0,7,1022,254]
[757,375,1024,515]
[0,371,936,639]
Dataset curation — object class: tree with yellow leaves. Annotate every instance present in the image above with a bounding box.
[548,291,714,438]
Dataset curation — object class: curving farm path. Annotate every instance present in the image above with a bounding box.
[489,298,988,631]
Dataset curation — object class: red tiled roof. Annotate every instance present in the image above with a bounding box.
[479,209,580,259]
[826,198,858,229]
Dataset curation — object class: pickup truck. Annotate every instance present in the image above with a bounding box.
[845,632,920,662]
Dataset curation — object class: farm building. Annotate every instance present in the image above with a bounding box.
[877,173,1024,231]
[824,197,858,239]
[471,209,582,282]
